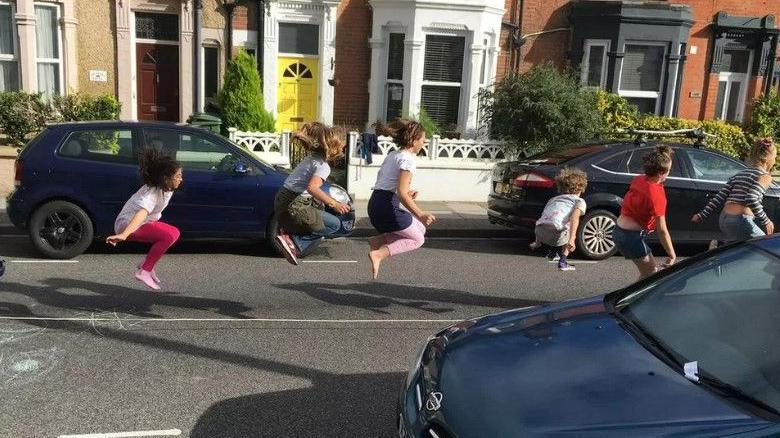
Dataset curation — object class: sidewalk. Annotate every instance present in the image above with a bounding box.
[0,197,522,238]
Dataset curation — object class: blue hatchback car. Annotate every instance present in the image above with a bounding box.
[401,236,780,437]
[7,121,355,259]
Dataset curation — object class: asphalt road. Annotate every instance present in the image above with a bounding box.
[0,235,678,437]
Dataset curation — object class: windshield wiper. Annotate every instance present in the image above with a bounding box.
[615,311,684,370]
[695,373,780,417]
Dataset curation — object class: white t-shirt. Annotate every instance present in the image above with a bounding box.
[373,150,416,192]
[283,155,331,193]
[536,194,587,231]
[114,185,174,233]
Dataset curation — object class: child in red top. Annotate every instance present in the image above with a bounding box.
[613,145,677,280]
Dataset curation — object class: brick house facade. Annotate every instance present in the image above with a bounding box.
[498,0,780,123]
[2,0,777,132]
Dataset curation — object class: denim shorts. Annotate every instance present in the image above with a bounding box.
[719,212,765,243]
[612,225,651,260]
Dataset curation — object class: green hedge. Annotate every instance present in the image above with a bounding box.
[0,91,120,147]
[637,115,751,159]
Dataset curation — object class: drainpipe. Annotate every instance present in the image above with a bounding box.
[194,0,203,113]
[256,0,265,89]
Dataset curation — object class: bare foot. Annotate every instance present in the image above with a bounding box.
[369,249,384,280]
[368,235,384,251]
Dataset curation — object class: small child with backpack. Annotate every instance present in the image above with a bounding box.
[529,168,588,271]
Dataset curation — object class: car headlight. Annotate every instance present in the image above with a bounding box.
[328,184,351,205]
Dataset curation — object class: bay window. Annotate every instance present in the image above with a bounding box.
[0,1,18,91]
[421,34,464,128]
[619,43,666,114]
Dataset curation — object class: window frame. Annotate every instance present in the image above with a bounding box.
[0,1,19,91]
[202,43,220,103]
[384,32,405,121]
[34,2,64,98]
[277,22,319,56]
[420,33,466,128]
[142,127,260,174]
[618,42,668,115]
[682,148,746,184]
[714,49,753,123]
[581,39,610,89]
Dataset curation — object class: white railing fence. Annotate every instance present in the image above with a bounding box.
[228,128,291,167]
[347,132,508,161]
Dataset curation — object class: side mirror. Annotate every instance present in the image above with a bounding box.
[233,162,250,174]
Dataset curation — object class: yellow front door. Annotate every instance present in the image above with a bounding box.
[277,57,318,132]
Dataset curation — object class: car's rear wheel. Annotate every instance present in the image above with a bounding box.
[29,201,94,259]
[577,209,618,260]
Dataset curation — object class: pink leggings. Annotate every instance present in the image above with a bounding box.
[127,221,180,271]
[384,218,426,256]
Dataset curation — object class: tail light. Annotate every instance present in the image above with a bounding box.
[13,160,23,188]
[513,172,555,189]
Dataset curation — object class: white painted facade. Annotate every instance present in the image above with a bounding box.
[367,0,503,136]
[261,0,339,125]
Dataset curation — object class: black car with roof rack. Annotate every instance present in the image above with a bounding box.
[487,129,780,259]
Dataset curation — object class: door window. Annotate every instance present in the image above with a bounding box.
[627,148,684,177]
[58,129,135,164]
[143,129,248,172]
[596,151,628,173]
[686,149,744,182]
[715,49,752,122]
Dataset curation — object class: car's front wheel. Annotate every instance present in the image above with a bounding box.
[29,200,94,259]
[577,209,618,260]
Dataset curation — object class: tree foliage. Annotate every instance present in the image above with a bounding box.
[218,50,275,132]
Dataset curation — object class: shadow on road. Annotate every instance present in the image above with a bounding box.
[274,281,546,315]
[0,277,253,318]
[0,302,404,437]
[190,371,403,438]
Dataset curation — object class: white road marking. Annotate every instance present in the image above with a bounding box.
[58,429,182,438]
[547,260,599,264]
[301,260,358,263]
[8,259,79,263]
[0,316,462,323]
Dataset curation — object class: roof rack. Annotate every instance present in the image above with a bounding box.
[618,128,716,148]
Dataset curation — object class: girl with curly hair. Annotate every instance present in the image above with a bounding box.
[106,147,183,290]
[274,122,350,265]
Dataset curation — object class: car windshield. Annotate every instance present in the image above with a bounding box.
[614,244,780,415]
[524,145,610,164]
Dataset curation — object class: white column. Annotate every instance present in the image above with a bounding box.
[180,0,194,121]
[405,39,424,116]
[115,0,132,119]
[262,1,277,118]
[367,37,384,123]
[15,0,37,92]
[61,0,78,92]
[465,45,482,132]
[320,2,338,125]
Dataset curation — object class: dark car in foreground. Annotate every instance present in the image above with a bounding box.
[400,236,780,437]
[7,121,355,258]
[488,137,780,259]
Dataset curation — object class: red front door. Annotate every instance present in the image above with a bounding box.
[136,43,179,121]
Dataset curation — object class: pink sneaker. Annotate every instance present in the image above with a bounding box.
[138,263,161,284]
[275,233,299,266]
[135,269,161,290]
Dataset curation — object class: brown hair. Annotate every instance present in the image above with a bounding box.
[556,168,588,194]
[291,122,346,162]
[747,137,776,168]
[374,118,425,149]
[139,147,181,191]
[643,145,674,176]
